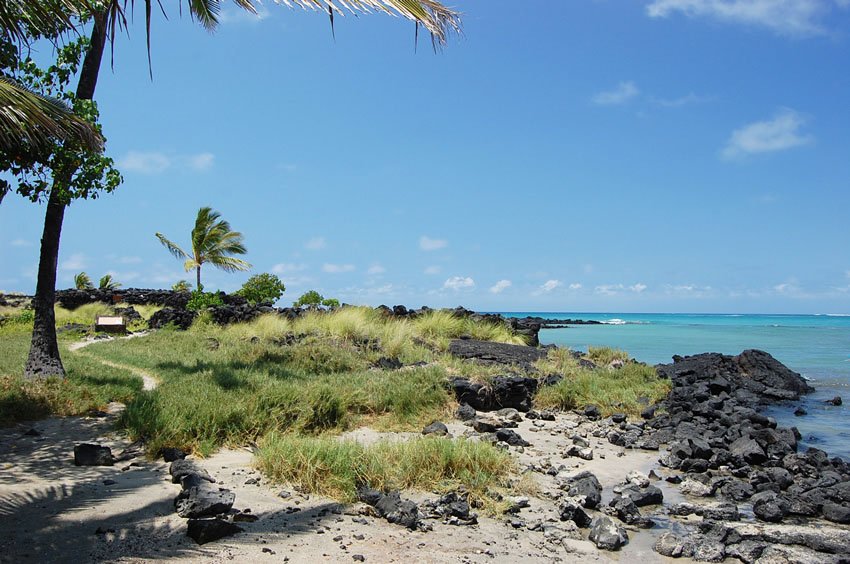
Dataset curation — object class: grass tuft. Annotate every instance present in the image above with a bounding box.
[255,433,514,503]
[586,346,630,366]
[535,362,670,416]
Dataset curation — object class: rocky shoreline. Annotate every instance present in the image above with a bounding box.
[441,342,850,561]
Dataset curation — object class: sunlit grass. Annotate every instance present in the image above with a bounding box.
[256,433,514,503]
[535,362,670,416]
[587,345,630,366]
[0,327,143,425]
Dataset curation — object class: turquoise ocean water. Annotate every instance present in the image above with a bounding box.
[500,313,850,459]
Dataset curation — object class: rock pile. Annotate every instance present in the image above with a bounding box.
[166,457,243,544]
[450,374,539,412]
[643,350,850,560]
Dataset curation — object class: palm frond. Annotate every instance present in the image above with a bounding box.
[0,0,93,44]
[274,0,461,44]
[0,77,104,153]
[183,258,199,272]
[155,232,189,260]
[207,255,252,272]
[98,273,121,289]
[74,271,93,289]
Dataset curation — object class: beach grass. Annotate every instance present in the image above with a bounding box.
[586,345,631,366]
[255,433,514,503]
[0,324,143,425]
[79,324,452,455]
[2,304,669,453]
[535,360,670,416]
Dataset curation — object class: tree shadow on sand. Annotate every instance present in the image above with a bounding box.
[0,414,374,563]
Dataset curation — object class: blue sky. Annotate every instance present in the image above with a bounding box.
[2,0,850,313]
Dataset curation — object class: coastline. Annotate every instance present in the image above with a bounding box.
[2,293,849,561]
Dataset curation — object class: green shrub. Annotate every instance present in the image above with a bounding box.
[293,290,323,307]
[186,290,224,311]
[321,298,340,308]
[236,273,286,305]
[172,280,192,292]
[7,309,34,326]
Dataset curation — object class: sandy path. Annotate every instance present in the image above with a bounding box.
[0,405,689,563]
[68,333,159,391]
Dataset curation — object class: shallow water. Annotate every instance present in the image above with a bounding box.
[501,312,850,459]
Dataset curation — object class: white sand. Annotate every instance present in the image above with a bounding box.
[0,408,686,563]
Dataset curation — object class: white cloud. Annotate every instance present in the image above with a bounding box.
[10,239,31,247]
[305,237,326,251]
[569,283,583,290]
[118,151,215,174]
[118,256,142,264]
[592,81,640,105]
[372,284,394,295]
[722,109,812,159]
[106,270,140,283]
[119,151,171,174]
[443,276,475,291]
[540,279,563,293]
[272,263,307,274]
[60,253,86,271]
[424,265,442,275]
[280,275,314,288]
[367,264,386,275]
[419,236,448,251]
[653,92,711,107]
[595,283,648,295]
[773,282,800,294]
[187,152,215,171]
[323,263,355,274]
[646,0,846,37]
[490,279,512,294]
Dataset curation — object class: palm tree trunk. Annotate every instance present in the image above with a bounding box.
[24,188,66,377]
[196,265,202,292]
[24,12,108,379]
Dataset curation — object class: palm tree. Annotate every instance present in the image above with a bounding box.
[98,273,120,290]
[23,0,460,378]
[156,207,251,291]
[0,78,103,156]
[0,1,103,155]
[73,271,92,289]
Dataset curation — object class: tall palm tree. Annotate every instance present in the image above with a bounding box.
[156,207,251,291]
[24,0,461,378]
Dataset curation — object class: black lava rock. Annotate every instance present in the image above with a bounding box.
[74,444,113,466]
